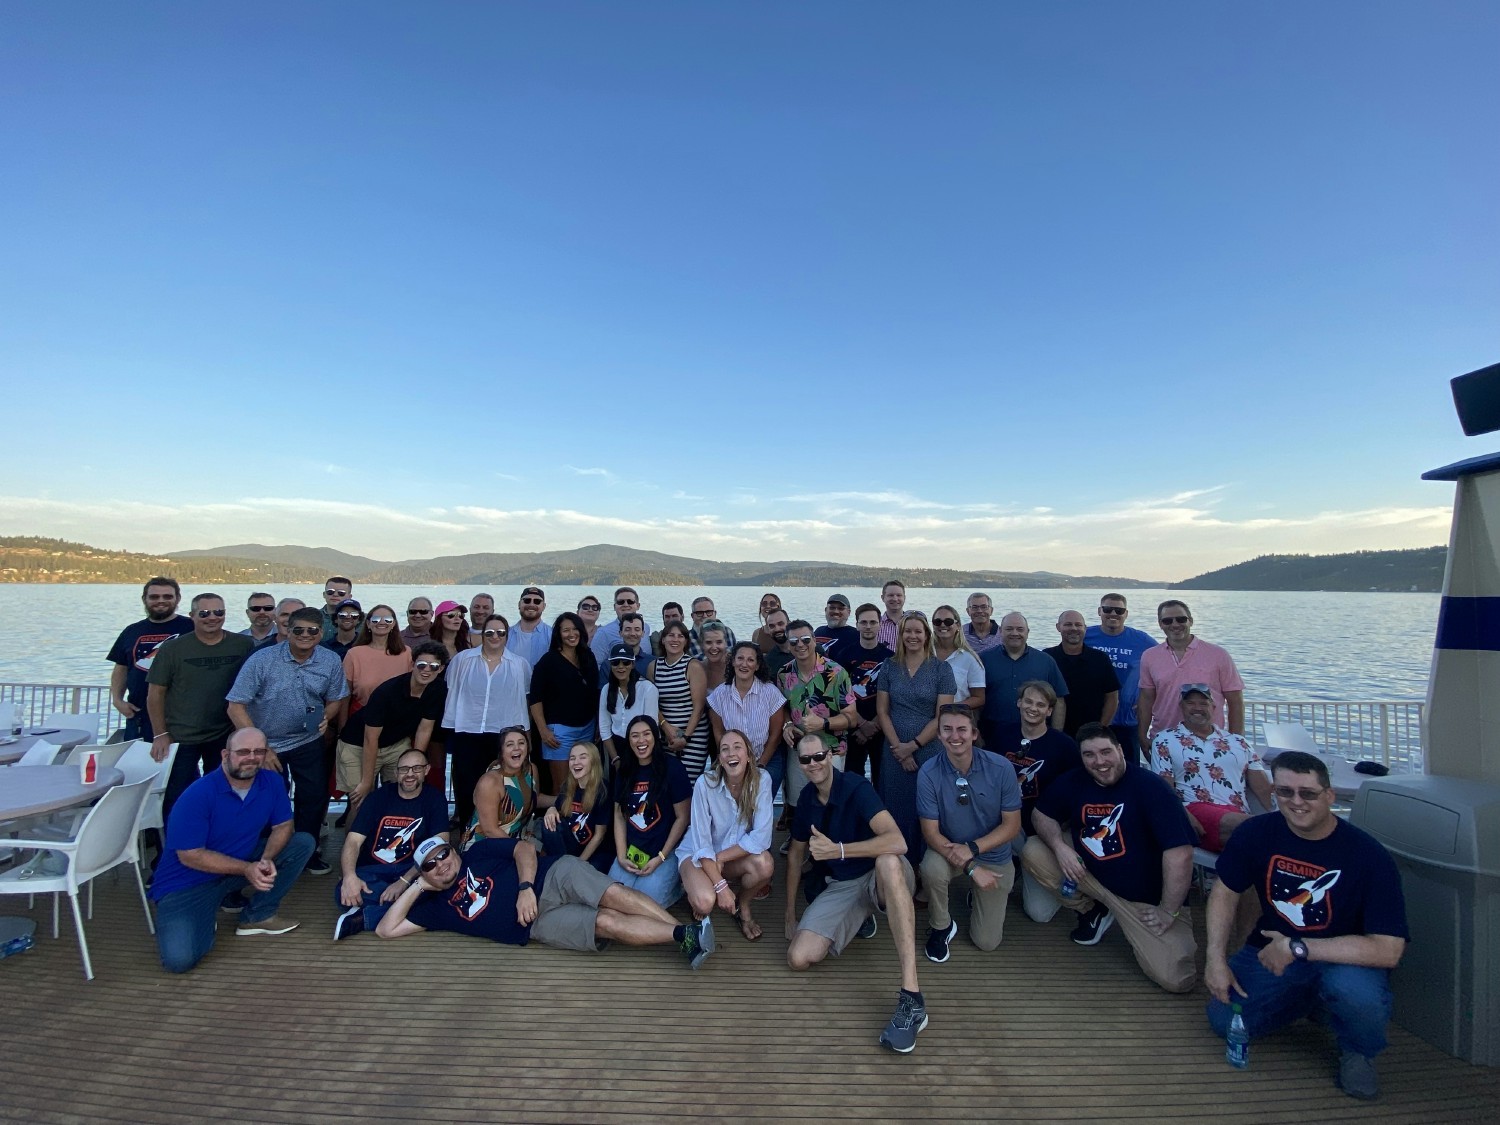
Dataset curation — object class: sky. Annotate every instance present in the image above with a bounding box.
[3,2,1497,581]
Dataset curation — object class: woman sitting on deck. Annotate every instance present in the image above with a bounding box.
[539,740,615,873]
[677,728,774,941]
[610,715,692,908]
[463,726,536,850]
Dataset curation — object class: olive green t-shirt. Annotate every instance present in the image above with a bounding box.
[146,631,256,744]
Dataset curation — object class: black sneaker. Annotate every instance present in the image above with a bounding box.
[1070,903,1114,946]
[879,991,929,1054]
[333,905,364,941]
[1338,1052,1379,1100]
[924,920,958,963]
[679,917,715,970]
[219,891,248,914]
[857,914,878,940]
[306,855,332,877]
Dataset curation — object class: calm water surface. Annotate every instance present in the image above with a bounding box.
[0,584,1436,701]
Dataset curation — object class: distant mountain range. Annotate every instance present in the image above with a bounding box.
[0,537,1447,591]
[1170,547,1445,592]
[169,542,1159,589]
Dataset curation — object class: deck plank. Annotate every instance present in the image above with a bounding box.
[1,851,1495,1124]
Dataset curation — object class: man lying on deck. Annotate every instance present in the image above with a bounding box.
[373,835,715,969]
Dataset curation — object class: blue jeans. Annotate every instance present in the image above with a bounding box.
[764,745,787,805]
[1206,945,1393,1057]
[155,832,315,973]
[609,856,683,908]
[333,863,405,930]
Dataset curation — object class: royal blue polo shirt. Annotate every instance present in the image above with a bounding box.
[150,768,294,900]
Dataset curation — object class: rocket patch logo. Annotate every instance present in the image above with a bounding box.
[371,817,424,865]
[567,802,594,847]
[1079,803,1126,861]
[448,868,493,922]
[1268,857,1340,931]
[1007,754,1045,800]
[627,780,660,833]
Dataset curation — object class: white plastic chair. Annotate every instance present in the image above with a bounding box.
[0,778,155,979]
[15,741,63,767]
[117,739,177,834]
[1261,721,1319,753]
[43,712,103,744]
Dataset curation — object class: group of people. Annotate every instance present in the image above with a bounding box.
[108,576,1408,1090]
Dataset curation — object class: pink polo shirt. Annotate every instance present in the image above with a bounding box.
[1138,637,1244,737]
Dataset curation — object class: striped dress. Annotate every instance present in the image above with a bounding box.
[655,655,711,780]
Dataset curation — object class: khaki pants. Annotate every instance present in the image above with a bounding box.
[1020,836,1197,993]
[919,848,1014,951]
[335,737,413,793]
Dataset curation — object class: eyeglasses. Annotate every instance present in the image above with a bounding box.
[788,635,816,647]
[797,750,830,765]
[413,660,444,671]
[1160,615,1190,625]
[324,590,348,598]
[955,776,972,806]
[249,604,275,613]
[230,746,269,757]
[1099,606,1127,616]
[419,846,452,872]
[932,617,957,627]
[195,609,226,618]
[520,597,543,605]
[336,611,362,620]
[395,765,427,775]
[1272,785,1327,803]
[482,629,508,638]
[407,608,431,616]
[289,626,321,637]
[368,616,395,625]
[691,609,713,617]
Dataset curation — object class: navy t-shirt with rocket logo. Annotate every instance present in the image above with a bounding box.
[1034,762,1196,904]
[349,782,451,869]
[1215,812,1409,947]
[405,838,558,946]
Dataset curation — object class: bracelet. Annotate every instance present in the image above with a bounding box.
[963,859,977,876]
[712,878,729,893]
[400,874,414,887]
[839,842,845,861]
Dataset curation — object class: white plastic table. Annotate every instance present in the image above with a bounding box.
[0,765,124,822]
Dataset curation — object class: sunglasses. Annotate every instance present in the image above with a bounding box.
[610,658,633,666]
[482,629,508,638]
[1099,606,1127,616]
[419,846,452,872]
[195,609,226,618]
[788,635,816,647]
[797,750,830,765]
[1272,786,1327,803]
[249,604,275,613]
[289,626,321,637]
[413,660,444,671]
[336,611,363,620]
[615,598,637,606]
[520,597,543,605]
[324,590,348,598]
[1160,615,1190,625]
[407,608,431,616]
[368,616,395,625]
[955,776,972,806]
[932,617,957,627]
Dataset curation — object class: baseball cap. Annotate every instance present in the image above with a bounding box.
[609,643,634,663]
[335,599,363,613]
[520,586,545,599]
[826,594,851,608]
[1180,683,1213,699]
[433,600,465,616]
[413,836,448,868]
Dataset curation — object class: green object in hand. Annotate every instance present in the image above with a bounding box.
[626,844,652,869]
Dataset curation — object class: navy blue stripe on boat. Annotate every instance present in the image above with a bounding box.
[1434,596,1500,651]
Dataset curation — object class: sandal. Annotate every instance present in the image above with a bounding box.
[737,912,764,942]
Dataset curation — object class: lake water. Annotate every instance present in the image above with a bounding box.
[0,583,1437,701]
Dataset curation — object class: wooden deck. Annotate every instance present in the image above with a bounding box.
[2,835,1496,1124]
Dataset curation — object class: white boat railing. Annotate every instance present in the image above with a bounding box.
[1246,700,1424,772]
[0,682,1427,772]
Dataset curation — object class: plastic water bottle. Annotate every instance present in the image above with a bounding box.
[1226,1003,1250,1069]
[1060,877,1078,899]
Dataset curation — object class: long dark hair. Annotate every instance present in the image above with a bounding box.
[726,640,772,686]
[606,656,643,712]
[615,715,669,815]
[355,604,407,655]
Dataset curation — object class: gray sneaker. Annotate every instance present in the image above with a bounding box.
[236,914,299,937]
[1338,1052,1379,1100]
[879,991,929,1054]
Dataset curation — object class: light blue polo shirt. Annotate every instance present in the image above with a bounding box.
[225,641,349,751]
[916,748,1022,865]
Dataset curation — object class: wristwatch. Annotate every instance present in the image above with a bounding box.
[1289,938,1309,961]
[518,881,534,893]
[967,840,980,859]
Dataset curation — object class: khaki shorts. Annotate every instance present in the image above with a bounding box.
[335,737,413,792]
[531,856,614,952]
[797,857,915,956]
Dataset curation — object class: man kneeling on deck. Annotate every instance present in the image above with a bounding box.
[151,727,315,973]
[783,734,927,1054]
[1205,750,1408,1100]
[1021,722,1198,992]
[375,835,715,968]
